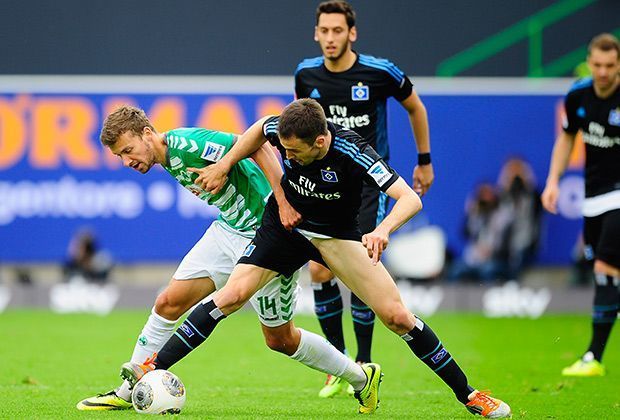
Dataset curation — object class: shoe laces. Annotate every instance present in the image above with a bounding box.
[467,391,499,416]
[141,353,157,371]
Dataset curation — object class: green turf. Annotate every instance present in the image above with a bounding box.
[1,310,619,419]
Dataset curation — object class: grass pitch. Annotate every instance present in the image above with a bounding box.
[1,310,619,419]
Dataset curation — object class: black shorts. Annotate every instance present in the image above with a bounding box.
[584,208,620,268]
[359,183,390,234]
[238,196,326,278]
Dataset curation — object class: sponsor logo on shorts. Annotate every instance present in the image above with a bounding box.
[243,244,256,257]
[368,161,393,187]
[431,348,447,364]
[179,323,194,338]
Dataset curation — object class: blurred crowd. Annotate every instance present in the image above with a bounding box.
[448,157,542,283]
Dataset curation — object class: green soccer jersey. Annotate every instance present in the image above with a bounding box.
[164,127,271,233]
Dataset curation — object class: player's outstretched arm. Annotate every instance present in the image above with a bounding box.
[251,142,302,231]
[190,117,273,194]
[541,131,576,214]
[362,177,422,264]
[401,91,434,196]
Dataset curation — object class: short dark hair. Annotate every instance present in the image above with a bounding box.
[100,105,154,147]
[316,1,356,28]
[588,33,620,57]
[278,99,328,145]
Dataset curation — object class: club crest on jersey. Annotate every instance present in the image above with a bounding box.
[284,159,292,168]
[609,108,620,126]
[351,83,369,101]
[368,161,393,187]
[243,244,256,258]
[321,169,338,183]
[310,88,321,99]
[201,142,226,162]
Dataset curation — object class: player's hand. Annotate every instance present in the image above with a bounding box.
[541,182,559,214]
[188,164,228,194]
[362,227,389,265]
[277,197,302,231]
[413,164,434,196]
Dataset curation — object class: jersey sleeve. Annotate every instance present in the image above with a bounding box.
[379,59,413,102]
[294,72,305,99]
[262,116,281,147]
[358,142,399,191]
[335,130,399,192]
[168,128,235,167]
[562,89,580,134]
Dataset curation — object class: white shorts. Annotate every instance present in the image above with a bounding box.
[173,220,300,327]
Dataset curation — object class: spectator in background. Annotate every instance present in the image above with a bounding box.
[63,229,113,284]
[496,157,542,280]
[449,183,511,282]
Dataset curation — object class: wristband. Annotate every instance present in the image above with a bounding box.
[417,153,431,165]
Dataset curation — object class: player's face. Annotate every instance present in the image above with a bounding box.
[109,128,158,174]
[315,13,356,61]
[280,136,323,166]
[588,48,619,91]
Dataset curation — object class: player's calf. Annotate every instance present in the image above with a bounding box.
[153,300,226,370]
[262,322,301,356]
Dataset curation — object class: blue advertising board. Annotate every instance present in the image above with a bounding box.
[0,78,582,264]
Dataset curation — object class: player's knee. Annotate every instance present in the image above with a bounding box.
[309,263,334,283]
[154,289,186,320]
[214,286,252,314]
[263,331,296,355]
[380,306,413,334]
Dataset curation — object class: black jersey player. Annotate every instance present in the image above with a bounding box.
[295,1,434,396]
[542,33,620,377]
[137,98,511,417]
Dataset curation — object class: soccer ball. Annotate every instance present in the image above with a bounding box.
[131,370,186,415]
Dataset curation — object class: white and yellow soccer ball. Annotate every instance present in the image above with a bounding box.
[131,370,186,415]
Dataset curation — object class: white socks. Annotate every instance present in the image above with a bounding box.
[130,307,178,363]
[116,307,178,401]
[290,328,366,391]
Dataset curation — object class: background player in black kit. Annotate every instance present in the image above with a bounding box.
[541,33,620,377]
[138,99,511,417]
[295,1,434,397]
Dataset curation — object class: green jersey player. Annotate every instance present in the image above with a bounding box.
[77,106,372,411]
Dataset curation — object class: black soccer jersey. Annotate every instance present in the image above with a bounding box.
[563,78,620,203]
[295,53,413,161]
[262,116,399,240]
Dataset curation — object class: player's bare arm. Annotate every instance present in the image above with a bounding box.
[401,90,434,196]
[541,131,577,214]
[250,141,302,231]
[362,177,422,264]
[189,117,272,194]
